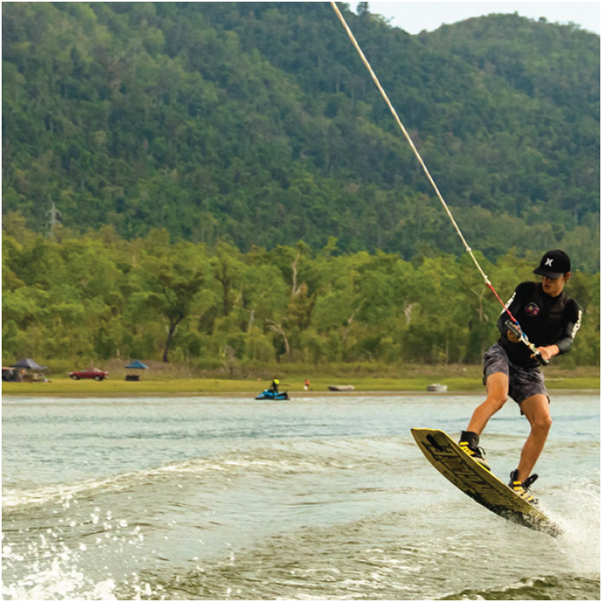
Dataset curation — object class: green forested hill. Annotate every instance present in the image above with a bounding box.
[2,3,600,270]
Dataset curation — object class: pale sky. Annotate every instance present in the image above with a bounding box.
[361,2,601,35]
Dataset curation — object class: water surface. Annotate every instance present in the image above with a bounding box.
[3,394,599,599]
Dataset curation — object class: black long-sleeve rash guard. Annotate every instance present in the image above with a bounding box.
[497,281,583,369]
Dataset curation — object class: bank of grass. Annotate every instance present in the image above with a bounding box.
[2,363,599,396]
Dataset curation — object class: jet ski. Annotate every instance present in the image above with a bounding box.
[255,389,289,400]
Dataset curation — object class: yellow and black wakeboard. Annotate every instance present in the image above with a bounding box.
[411,428,561,537]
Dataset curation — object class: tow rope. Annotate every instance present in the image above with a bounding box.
[330,2,548,365]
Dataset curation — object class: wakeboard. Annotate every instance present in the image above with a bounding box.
[411,428,561,537]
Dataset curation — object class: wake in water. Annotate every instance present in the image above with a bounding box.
[441,575,601,600]
[3,438,600,600]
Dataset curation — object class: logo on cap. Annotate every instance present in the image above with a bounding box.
[545,258,554,267]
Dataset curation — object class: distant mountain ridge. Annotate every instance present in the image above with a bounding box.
[2,3,599,270]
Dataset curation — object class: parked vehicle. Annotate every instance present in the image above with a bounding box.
[69,367,109,381]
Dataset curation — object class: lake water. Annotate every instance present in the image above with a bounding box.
[2,393,599,600]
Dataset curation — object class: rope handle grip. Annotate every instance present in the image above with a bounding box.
[504,320,549,366]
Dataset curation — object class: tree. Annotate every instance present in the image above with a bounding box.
[133,245,206,362]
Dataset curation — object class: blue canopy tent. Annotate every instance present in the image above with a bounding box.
[11,358,47,370]
[125,360,148,370]
[10,358,48,382]
[125,360,148,381]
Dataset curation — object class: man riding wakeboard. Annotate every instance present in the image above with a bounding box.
[459,250,582,503]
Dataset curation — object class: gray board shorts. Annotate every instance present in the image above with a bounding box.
[482,342,549,407]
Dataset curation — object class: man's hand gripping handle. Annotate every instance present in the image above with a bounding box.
[504,319,550,366]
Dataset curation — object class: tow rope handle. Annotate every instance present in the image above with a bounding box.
[484,282,549,366]
[504,320,549,366]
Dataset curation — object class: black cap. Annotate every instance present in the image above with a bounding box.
[533,249,571,279]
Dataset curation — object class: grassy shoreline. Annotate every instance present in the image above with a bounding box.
[3,373,599,397]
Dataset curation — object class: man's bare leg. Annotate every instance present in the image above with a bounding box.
[467,372,510,435]
[515,394,552,482]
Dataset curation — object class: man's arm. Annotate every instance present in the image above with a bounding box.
[536,301,583,360]
[555,302,583,356]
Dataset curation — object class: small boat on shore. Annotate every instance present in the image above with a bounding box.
[426,383,447,393]
[328,385,355,392]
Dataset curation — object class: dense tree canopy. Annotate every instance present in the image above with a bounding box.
[3,224,599,368]
[2,3,600,271]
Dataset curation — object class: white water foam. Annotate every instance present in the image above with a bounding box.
[547,479,600,574]
[1,504,158,600]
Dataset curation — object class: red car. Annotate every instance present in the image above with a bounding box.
[69,367,109,381]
